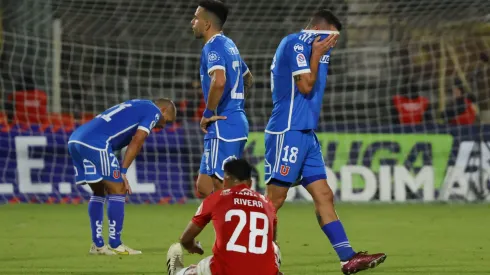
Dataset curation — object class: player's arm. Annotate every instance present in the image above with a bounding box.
[121,130,148,172]
[242,60,254,98]
[180,197,215,254]
[201,48,228,133]
[121,110,160,172]
[120,109,160,188]
[294,34,338,95]
[206,69,226,112]
[180,221,205,255]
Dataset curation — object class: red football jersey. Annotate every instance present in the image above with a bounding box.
[192,184,279,275]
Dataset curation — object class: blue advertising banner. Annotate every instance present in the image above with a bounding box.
[0,124,489,203]
[0,126,195,204]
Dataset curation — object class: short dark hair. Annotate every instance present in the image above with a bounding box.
[223,159,252,182]
[198,0,229,29]
[310,9,342,31]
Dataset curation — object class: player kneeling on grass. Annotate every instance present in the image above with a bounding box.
[68,98,176,255]
[167,159,282,275]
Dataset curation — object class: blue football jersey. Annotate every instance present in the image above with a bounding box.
[69,99,162,150]
[200,33,249,141]
[266,30,333,134]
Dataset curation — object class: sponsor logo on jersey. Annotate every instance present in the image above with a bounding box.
[113,170,120,179]
[296,53,307,67]
[280,165,290,176]
[293,43,304,53]
[320,55,330,64]
[208,51,220,63]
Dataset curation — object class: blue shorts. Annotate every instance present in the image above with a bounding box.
[199,138,246,180]
[264,130,327,187]
[68,141,123,184]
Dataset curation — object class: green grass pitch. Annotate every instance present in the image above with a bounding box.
[0,203,489,275]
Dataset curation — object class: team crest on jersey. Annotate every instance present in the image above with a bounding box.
[280,165,290,176]
[113,170,121,179]
[208,51,220,63]
[293,43,304,53]
[296,53,307,67]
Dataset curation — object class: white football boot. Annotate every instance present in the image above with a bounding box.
[89,243,116,255]
[167,243,184,275]
[108,243,142,255]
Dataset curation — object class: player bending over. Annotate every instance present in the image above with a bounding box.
[167,159,281,275]
[191,0,253,197]
[265,10,386,274]
[68,99,176,255]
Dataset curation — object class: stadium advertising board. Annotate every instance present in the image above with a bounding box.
[246,126,490,202]
[0,125,489,203]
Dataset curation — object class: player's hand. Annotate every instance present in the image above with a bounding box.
[200,115,227,134]
[312,34,339,57]
[186,241,204,255]
[122,173,132,195]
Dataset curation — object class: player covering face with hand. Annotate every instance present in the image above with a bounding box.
[68,98,176,255]
[191,0,254,197]
[167,159,282,275]
[265,10,386,274]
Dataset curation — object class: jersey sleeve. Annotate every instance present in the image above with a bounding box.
[289,39,311,76]
[206,42,227,76]
[138,106,161,134]
[191,194,218,228]
[241,59,249,77]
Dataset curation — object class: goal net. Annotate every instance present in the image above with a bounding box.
[0,0,489,203]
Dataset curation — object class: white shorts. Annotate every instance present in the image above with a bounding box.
[195,256,212,275]
[183,256,213,275]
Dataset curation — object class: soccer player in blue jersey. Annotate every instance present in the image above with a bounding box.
[68,98,176,255]
[265,10,386,274]
[191,0,253,197]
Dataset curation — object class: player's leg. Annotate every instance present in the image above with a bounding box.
[86,182,110,254]
[302,132,386,273]
[68,142,113,255]
[196,139,222,197]
[98,149,141,255]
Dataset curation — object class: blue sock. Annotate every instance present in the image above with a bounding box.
[322,220,356,261]
[88,196,105,247]
[107,195,125,248]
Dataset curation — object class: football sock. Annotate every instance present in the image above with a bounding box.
[322,220,356,261]
[107,195,126,248]
[88,195,105,247]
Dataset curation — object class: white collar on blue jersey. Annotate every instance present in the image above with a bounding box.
[205,32,224,45]
[300,29,340,35]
